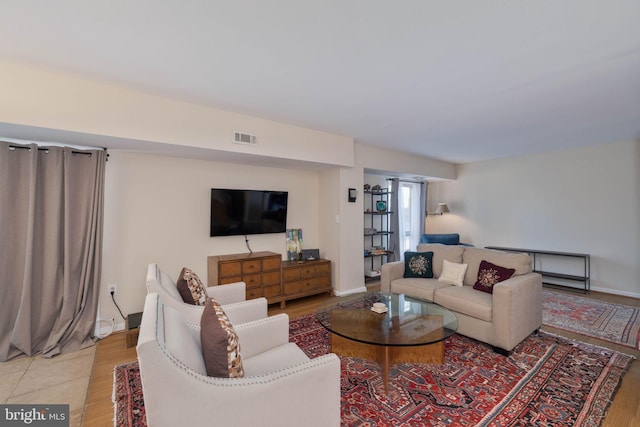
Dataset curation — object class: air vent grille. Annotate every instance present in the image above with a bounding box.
[234,132,257,146]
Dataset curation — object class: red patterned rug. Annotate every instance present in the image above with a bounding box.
[543,290,640,350]
[114,314,633,427]
[113,361,146,427]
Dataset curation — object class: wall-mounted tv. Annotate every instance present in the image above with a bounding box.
[210,188,288,237]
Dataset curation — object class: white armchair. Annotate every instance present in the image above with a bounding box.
[146,263,267,325]
[138,293,341,427]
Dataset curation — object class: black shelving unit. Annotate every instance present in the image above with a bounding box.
[364,190,393,281]
[485,246,590,293]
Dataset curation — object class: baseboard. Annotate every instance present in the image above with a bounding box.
[589,286,640,300]
[334,286,368,297]
[97,321,125,338]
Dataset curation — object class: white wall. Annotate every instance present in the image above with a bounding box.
[99,146,455,327]
[101,150,322,328]
[0,58,354,167]
[334,166,366,295]
[0,59,460,325]
[428,139,640,297]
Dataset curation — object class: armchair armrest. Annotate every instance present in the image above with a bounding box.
[206,281,246,305]
[223,298,268,324]
[235,313,290,358]
[153,296,267,327]
[380,261,404,293]
[140,349,341,427]
[492,272,543,350]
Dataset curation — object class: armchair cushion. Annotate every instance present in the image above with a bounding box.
[177,267,208,306]
[164,305,207,376]
[472,260,516,294]
[403,251,434,278]
[242,343,310,377]
[206,282,245,305]
[201,299,244,378]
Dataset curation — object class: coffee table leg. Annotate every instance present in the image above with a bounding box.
[384,347,390,394]
[331,332,444,394]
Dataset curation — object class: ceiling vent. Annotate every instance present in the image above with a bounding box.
[234,132,257,146]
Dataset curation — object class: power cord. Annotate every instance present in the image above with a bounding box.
[96,318,115,339]
[111,290,126,320]
[245,234,253,254]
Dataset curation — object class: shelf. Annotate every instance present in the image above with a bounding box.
[364,231,393,236]
[364,185,391,280]
[532,270,588,282]
[365,252,392,258]
[485,246,590,293]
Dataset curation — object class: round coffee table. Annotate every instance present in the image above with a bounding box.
[316,292,458,393]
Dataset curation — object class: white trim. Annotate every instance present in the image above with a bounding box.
[333,286,368,297]
[590,286,640,300]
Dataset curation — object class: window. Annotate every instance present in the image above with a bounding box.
[398,182,423,259]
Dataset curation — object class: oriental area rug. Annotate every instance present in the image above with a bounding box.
[542,290,640,350]
[114,314,633,427]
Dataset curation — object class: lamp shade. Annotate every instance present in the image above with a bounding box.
[434,203,449,214]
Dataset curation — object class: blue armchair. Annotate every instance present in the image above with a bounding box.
[420,233,473,246]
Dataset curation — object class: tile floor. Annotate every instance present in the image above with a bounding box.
[0,345,96,427]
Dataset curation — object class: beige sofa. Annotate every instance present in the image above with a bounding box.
[381,244,542,353]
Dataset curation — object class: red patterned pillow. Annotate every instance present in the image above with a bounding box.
[201,298,244,378]
[176,267,209,305]
[473,260,516,294]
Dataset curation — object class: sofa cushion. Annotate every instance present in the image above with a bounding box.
[415,244,465,278]
[201,298,244,378]
[472,260,516,294]
[438,259,468,287]
[434,285,493,322]
[403,251,434,278]
[462,247,530,286]
[390,278,450,302]
[177,267,209,306]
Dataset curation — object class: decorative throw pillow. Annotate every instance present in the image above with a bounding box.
[201,298,244,378]
[403,251,434,278]
[176,267,209,306]
[438,259,468,286]
[473,260,516,294]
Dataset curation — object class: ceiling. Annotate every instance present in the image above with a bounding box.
[1,0,639,164]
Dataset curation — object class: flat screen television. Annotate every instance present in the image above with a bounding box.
[210,188,288,237]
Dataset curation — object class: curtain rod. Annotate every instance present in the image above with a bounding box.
[5,143,108,159]
[387,178,425,184]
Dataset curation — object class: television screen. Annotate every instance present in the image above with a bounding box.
[210,189,288,236]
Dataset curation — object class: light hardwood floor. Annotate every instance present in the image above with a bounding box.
[82,287,639,426]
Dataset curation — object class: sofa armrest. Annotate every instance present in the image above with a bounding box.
[206,281,246,305]
[492,272,543,350]
[223,298,268,324]
[235,313,290,359]
[380,261,404,293]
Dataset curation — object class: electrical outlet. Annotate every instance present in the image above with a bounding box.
[108,284,118,296]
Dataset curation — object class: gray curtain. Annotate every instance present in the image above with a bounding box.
[388,178,400,262]
[0,141,105,360]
